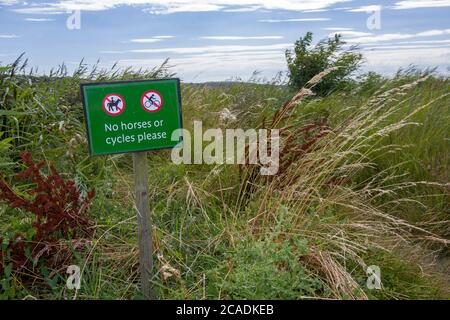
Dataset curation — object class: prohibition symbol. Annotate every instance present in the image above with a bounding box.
[141,90,163,113]
[102,93,125,116]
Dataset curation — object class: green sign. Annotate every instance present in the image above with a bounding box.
[80,79,183,155]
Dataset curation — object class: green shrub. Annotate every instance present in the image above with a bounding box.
[285,32,362,95]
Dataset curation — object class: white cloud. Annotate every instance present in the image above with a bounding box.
[130,36,174,43]
[200,36,283,40]
[397,39,450,44]
[117,50,287,81]
[116,42,294,81]
[130,38,162,43]
[13,7,66,14]
[363,46,450,73]
[100,50,126,54]
[393,0,450,9]
[302,9,328,13]
[417,29,450,36]
[259,18,330,23]
[11,0,350,15]
[185,50,283,58]
[324,27,354,31]
[223,5,261,12]
[107,39,450,81]
[116,45,450,82]
[0,34,19,38]
[144,3,224,14]
[0,0,19,5]
[328,31,373,37]
[348,2,450,11]
[348,5,381,12]
[364,44,450,50]
[129,43,292,54]
[343,29,450,44]
[25,18,55,22]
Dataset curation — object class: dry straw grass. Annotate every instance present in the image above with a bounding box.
[238,70,449,299]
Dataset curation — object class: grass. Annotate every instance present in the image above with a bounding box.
[0,57,448,300]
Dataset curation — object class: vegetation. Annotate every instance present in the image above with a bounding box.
[0,53,448,300]
[285,32,363,95]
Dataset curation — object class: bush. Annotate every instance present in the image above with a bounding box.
[285,32,363,95]
[206,206,328,299]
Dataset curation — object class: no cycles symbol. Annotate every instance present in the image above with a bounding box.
[141,90,163,113]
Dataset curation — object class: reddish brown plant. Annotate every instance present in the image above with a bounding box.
[0,152,95,276]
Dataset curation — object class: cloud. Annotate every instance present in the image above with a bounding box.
[115,42,294,81]
[259,18,330,23]
[0,34,19,38]
[364,44,450,50]
[25,18,55,22]
[335,28,450,44]
[11,1,350,15]
[130,38,162,43]
[223,5,261,12]
[393,0,450,9]
[324,27,354,31]
[350,1,450,11]
[199,36,283,40]
[128,44,444,81]
[104,42,291,81]
[129,43,292,54]
[417,29,450,36]
[363,46,450,73]
[0,0,19,5]
[396,39,450,45]
[130,36,174,43]
[302,9,328,13]
[13,7,66,15]
[144,3,224,14]
[117,50,288,81]
[348,5,381,12]
[100,50,126,54]
[328,31,372,37]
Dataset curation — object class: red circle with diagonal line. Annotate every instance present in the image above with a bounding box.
[102,93,126,116]
[141,90,163,113]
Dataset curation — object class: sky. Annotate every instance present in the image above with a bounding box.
[0,0,449,82]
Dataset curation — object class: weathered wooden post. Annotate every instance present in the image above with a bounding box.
[133,151,155,299]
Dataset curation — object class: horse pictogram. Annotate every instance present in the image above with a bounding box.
[102,94,125,116]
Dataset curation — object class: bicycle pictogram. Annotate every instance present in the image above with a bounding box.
[141,90,163,113]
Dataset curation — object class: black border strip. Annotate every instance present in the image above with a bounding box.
[80,78,184,156]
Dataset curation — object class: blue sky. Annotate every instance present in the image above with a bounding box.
[0,0,449,82]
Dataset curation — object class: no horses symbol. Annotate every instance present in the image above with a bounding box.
[103,93,125,116]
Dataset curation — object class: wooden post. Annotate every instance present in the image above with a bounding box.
[133,151,155,299]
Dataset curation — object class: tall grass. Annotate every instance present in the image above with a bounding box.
[236,70,449,299]
[0,57,448,299]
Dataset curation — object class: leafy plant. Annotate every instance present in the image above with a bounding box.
[0,152,95,284]
[285,32,363,95]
